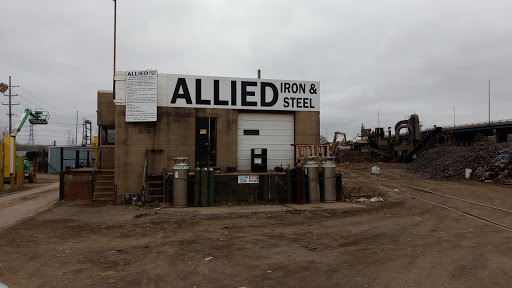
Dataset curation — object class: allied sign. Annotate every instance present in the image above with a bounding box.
[125,70,158,122]
[163,74,320,112]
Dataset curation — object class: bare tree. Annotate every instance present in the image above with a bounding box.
[320,134,328,144]
[0,126,8,137]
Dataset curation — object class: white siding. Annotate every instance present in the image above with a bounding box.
[237,113,294,170]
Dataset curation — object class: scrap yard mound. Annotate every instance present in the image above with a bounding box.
[337,150,375,163]
[408,141,512,181]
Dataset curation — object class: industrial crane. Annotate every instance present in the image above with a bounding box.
[3,108,49,184]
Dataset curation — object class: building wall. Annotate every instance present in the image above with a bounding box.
[295,111,320,144]
[97,91,115,126]
[99,146,115,170]
[112,106,320,198]
[114,106,239,197]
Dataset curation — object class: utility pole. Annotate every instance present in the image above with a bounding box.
[1,76,19,133]
[488,80,491,123]
[113,0,117,100]
[75,111,78,145]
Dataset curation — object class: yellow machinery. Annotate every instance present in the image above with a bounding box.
[2,135,16,187]
[92,135,99,167]
[3,108,49,185]
[330,131,347,155]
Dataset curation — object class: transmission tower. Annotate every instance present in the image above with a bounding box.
[27,123,35,149]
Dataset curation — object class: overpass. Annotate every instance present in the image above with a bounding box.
[428,119,512,146]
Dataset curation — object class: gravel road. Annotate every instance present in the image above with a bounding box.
[0,182,59,231]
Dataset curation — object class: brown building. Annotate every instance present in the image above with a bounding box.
[97,71,320,202]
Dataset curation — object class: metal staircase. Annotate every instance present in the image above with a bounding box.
[141,150,167,203]
[144,172,166,203]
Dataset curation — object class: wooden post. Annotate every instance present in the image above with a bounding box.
[16,156,24,188]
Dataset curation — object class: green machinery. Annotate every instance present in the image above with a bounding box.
[3,108,49,183]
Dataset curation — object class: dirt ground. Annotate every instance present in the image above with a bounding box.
[1,164,512,287]
[0,173,59,196]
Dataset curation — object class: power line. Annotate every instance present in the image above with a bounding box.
[18,86,78,118]
[17,94,76,122]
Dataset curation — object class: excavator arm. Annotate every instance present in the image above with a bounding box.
[330,131,347,154]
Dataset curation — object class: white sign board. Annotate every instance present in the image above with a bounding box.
[238,175,259,184]
[164,74,319,112]
[125,70,158,122]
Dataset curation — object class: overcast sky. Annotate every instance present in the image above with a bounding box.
[1,0,511,145]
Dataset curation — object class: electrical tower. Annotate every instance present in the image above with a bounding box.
[27,123,35,149]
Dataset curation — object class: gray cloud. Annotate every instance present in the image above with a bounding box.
[1,0,511,145]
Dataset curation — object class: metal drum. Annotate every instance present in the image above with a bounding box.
[304,156,320,203]
[173,157,189,208]
[322,156,336,202]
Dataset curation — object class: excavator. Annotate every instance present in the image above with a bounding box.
[3,108,49,184]
[330,131,347,155]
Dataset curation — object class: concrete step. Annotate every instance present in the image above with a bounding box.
[97,175,114,181]
[94,191,113,202]
[94,191,113,197]
[94,181,114,188]
[97,169,114,176]
[94,187,114,193]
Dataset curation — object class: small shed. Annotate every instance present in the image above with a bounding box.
[48,146,95,173]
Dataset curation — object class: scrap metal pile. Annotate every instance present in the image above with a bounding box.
[336,150,375,163]
[408,142,512,181]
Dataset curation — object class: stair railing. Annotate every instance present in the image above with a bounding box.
[141,150,148,202]
[91,147,102,200]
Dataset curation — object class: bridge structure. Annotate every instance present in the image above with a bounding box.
[428,119,512,146]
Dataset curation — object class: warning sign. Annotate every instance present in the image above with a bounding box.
[238,175,259,184]
[125,70,158,122]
